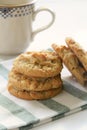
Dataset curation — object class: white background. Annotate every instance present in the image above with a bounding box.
[28,0,87,51]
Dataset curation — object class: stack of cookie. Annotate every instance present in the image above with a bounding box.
[52,37,87,86]
[8,51,63,100]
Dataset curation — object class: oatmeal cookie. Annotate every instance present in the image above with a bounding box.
[52,43,87,85]
[8,85,62,100]
[13,51,63,77]
[65,37,87,71]
[8,69,63,91]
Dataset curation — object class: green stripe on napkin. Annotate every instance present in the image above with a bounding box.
[39,99,70,121]
[63,81,87,101]
[0,94,39,124]
[19,124,33,130]
[0,64,9,80]
[52,113,65,121]
[39,99,70,113]
[0,124,7,130]
[81,104,87,110]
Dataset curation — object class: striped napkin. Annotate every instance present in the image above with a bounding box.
[0,59,87,130]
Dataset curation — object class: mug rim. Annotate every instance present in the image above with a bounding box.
[0,0,36,8]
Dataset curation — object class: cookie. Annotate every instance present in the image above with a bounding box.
[13,51,63,77]
[52,43,87,85]
[8,85,62,100]
[65,37,87,71]
[8,69,63,91]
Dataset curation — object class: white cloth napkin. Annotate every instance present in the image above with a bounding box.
[0,59,87,130]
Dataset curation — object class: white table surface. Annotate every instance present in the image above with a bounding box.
[0,0,87,130]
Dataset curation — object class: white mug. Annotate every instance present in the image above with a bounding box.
[0,0,55,55]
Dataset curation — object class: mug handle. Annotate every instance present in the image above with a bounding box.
[32,8,55,38]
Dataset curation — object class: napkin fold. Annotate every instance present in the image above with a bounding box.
[0,59,87,130]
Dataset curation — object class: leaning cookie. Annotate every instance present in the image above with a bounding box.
[8,85,62,100]
[8,69,63,91]
[52,44,87,85]
[65,37,87,71]
[13,51,63,77]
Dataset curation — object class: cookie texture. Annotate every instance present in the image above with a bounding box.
[65,37,87,71]
[7,50,63,100]
[8,85,62,100]
[13,51,63,77]
[8,69,62,91]
[52,43,87,85]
